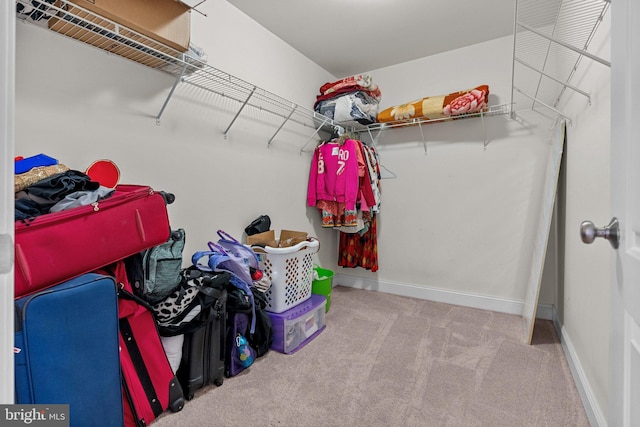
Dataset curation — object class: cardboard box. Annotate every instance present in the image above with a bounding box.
[278,230,307,248]
[246,230,277,248]
[247,230,308,249]
[48,0,191,67]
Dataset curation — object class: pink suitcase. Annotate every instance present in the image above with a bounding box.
[97,260,185,427]
[15,184,172,298]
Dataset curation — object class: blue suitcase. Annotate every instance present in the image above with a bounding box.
[14,273,124,427]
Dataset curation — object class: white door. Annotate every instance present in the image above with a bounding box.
[609,0,640,425]
[0,0,16,404]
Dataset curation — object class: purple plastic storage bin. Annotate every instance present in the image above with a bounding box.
[268,294,326,354]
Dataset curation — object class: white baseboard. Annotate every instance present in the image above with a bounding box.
[551,308,607,427]
[335,274,604,425]
[335,273,553,319]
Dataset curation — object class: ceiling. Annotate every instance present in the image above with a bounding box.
[226,0,516,77]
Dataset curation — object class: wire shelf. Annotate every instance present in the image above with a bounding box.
[16,0,338,144]
[511,0,610,121]
[364,104,511,132]
[17,0,514,146]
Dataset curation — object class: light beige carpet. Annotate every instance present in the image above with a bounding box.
[153,285,589,427]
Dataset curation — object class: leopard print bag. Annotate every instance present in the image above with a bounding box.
[153,266,230,336]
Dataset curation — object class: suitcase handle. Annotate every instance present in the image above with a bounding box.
[117,284,156,314]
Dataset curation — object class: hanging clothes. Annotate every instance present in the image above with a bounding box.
[360,143,382,213]
[353,139,376,212]
[338,212,379,272]
[307,137,360,227]
[307,136,382,272]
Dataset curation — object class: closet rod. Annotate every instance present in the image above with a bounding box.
[514,57,591,100]
[516,21,610,67]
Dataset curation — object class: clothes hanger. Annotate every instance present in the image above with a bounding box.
[328,125,346,143]
[357,127,398,179]
[379,164,397,180]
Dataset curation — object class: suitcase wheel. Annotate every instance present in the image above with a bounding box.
[170,397,185,413]
[214,378,224,387]
[159,191,175,205]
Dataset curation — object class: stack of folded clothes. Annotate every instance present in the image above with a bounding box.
[313,74,382,129]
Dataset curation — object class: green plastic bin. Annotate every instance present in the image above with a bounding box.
[312,267,334,313]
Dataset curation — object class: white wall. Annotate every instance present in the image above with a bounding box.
[555,11,611,425]
[336,37,560,315]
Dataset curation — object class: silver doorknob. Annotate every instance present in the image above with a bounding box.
[580,217,620,249]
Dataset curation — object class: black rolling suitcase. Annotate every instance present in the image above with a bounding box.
[154,266,230,400]
[177,293,227,400]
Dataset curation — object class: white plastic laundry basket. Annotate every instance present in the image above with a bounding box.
[254,239,320,313]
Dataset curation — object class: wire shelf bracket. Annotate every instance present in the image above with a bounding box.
[268,105,297,148]
[156,63,188,125]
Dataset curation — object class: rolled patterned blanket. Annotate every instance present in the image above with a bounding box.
[376,85,489,124]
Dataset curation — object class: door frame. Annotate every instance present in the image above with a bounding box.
[610,0,639,425]
[0,0,16,404]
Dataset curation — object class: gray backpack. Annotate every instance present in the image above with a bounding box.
[142,228,186,304]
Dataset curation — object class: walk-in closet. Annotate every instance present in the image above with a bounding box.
[2,0,625,425]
